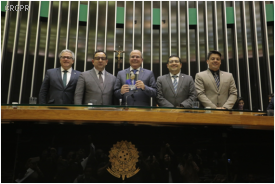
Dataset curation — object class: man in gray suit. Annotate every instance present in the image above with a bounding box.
[74,50,116,105]
[39,49,81,104]
[195,50,237,109]
[114,50,156,106]
[156,55,197,107]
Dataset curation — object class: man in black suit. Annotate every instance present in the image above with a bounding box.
[39,49,81,104]
[267,97,274,110]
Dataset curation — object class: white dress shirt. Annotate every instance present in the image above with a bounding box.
[94,68,106,82]
[130,66,141,75]
[61,67,72,85]
[169,72,180,83]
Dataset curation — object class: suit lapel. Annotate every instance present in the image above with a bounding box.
[90,68,104,91]
[66,69,76,88]
[103,72,111,91]
[125,68,131,77]
[166,74,176,96]
[218,70,224,92]
[137,68,145,81]
[176,73,185,96]
[56,68,64,89]
[207,69,219,91]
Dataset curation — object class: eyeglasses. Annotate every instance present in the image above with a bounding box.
[169,60,180,64]
[209,57,220,61]
[60,56,73,59]
[94,57,107,60]
[131,56,141,59]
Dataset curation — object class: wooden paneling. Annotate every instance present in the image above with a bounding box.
[2,105,273,129]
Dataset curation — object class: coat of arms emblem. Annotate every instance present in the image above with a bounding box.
[107,140,140,180]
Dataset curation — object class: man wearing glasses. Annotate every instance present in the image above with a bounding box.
[74,50,116,105]
[114,50,156,106]
[39,49,81,104]
[156,55,197,107]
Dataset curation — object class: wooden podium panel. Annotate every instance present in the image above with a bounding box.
[1,106,274,183]
[1,105,273,129]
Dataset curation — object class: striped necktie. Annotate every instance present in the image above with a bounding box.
[63,70,67,87]
[172,75,178,92]
[214,72,220,89]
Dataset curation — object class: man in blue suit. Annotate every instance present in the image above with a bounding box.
[39,49,81,104]
[114,50,156,106]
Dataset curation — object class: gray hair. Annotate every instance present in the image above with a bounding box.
[59,49,75,60]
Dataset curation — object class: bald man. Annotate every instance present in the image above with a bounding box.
[114,50,156,106]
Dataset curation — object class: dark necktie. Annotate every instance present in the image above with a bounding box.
[172,75,178,92]
[63,70,68,87]
[98,71,104,89]
[132,69,138,74]
[214,72,220,89]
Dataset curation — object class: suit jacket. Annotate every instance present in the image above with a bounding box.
[39,67,81,104]
[195,69,237,109]
[156,73,197,107]
[267,97,274,110]
[114,67,156,106]
[74,68,116,105]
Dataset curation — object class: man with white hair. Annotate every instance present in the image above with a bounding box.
[39,49,81,104]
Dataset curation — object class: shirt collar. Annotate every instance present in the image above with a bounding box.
[169,71,180,77]
[208,68,219,76]
[61,67,72,73]
[94,68,105,75]
[130,66,141,72]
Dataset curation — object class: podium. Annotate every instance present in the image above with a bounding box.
[1,105,274,183]
[1,105,273,129]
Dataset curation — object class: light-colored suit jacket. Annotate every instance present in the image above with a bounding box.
[114,67,156,106]
[195,69,237,109]
[74,68,116,105]
[156,73,197,107]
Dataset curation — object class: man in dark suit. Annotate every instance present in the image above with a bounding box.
[156,55,197,107]
[39,49,81,104]
[74,50,116,105]
[114,50,156,106]
[267,97,274,110]
[195,50,237,109]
